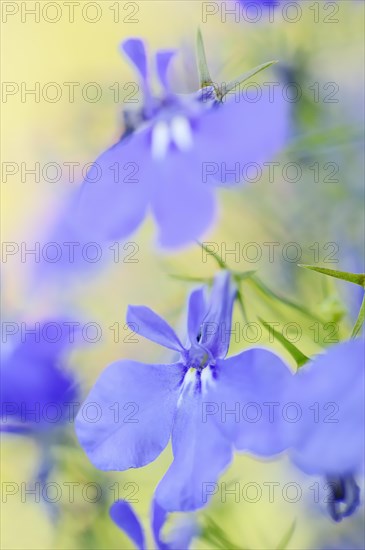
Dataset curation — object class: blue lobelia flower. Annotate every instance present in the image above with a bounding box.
[284,338,364,522]
[110,499,200,550]
[76,271,293,511]
[1,319,78,434]
[75,38,288,248]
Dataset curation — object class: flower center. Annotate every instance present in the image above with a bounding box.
[187,343,212,371]
[150,115,193,160]
[326,474,360,522]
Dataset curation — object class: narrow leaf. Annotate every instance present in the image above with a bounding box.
[287,126,362,156]
[233,272,255,324]
[168,273,211,284]
[260,319,309,368]
[250,276,323,322]
[220,60,278,100]
[197,241,227,269]
[232,270,257,281]
[199,530,227,550]
[203,517,243,550]
[351,294,365,338]
[276,519,296,550]
[236,289,249,324]
[299,265,365,287]
[196,29,213,88]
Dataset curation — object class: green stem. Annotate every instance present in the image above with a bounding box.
[351,294,365,338]
[196,29,213,88]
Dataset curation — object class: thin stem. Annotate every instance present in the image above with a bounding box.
[351,293,365,338]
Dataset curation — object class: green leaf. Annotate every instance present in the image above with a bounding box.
[275,519,296,550]
[219,60,278,100]
[232,270,257,280]
[299,265,365,287]
[260,319,309,368]
[250,275,323,322]
[202,516,244,550]
[232,271,256,324]
[235,289,249,324]
[168,273,211,284]
[196,29,213,88]
[287,126,363,157]
[352,294,365,338]
[197,241,227,269]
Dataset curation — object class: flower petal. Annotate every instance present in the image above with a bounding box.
[155,374,233,511]
[120,38,154,111]
[75,360,184,470]
[209,348,293,456]
[240,0,279,6]
[150,152,217,248]
[151,500,170,550]
[156,50,176,93]
[127,306,185,353]
[195,90,289,186]
[199,271,236,359]
[187,287,207,344]
[76,133,151,243]
[121,38,148,80]
[151,499,199,550]
[110,500,146,550]
[1,320,78,430]
[166,516,200,550]
[286,339,365,476]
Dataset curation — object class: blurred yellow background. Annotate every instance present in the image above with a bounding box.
[1,1,364,549]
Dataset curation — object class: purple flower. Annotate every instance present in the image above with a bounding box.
[110,499,200,550]
[285,339,364,521]
[76,271,292,511]
[75,38,288,248]
[1,319,78,433]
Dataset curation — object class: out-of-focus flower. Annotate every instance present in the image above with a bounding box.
[239,0,279,6]
[75,38,288,248]
[110,499,200,550]
[76,271,292,511]
[1,318,79,520]
[239,0,305,6]
[284,339,364,521]
[1,319,78,434]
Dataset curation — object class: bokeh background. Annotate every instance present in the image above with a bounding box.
[1,1,364,548]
